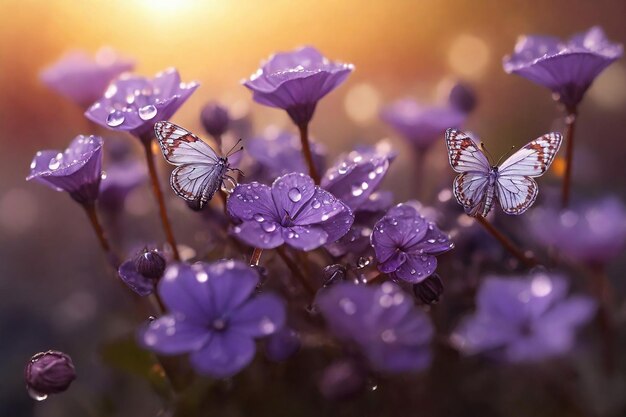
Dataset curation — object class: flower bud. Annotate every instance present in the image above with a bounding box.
[265,327,300,361]
[323,264,347,286]
[448,82,477,114]
[412,274,444,304]
[134,249,166,279]
[25,351,76,398]
[200,102,230,141]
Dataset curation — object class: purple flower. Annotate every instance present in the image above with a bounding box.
[451,273,596,362]
[26,135,103,205]
[371,202,453,283]
[528,197,626,265]
[99,160,146,212]
[264,327,301,361]
[321,143,395,257]
[503,26,623,110]
[246,127,326,180]
[85,68,199,140]
[118,248,167,296]
[448,82,477,114]
[25,351,76,399]
[243,46,354,126]
[200,101,230,141]
[381,99,466,151]
[317,282,434,373]
[227,173,354,251]
[140,260,286,378]
[40,47,134,108]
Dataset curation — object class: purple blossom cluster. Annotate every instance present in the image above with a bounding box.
[25,28,624,411]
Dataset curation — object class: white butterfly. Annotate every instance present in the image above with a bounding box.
[445,128,562,217]
[155,121,241,210]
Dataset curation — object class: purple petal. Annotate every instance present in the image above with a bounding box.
[394,254,437,283]
[451,313,520,355]
[158,263,215,322]
[227,182,279,222]
[282,225,328,251]
[317,205,354,244]
[189,332,255,378]
[232,220,285,249]
[271,173,316,219]
[293,188,347,225]
[204,260,259,315]
[229,293,286,337]
[140,315,210,354]
[118,259,154,296]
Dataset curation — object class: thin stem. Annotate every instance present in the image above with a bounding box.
[474,215,537,268]
[250,248,263,267]
[82,202,119,268]
[276,246,316,295]
[297,123,320,184]
[140,136,180,261]
[561,111,577,208]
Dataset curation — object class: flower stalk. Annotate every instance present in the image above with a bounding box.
[561,111,577,208]
[250,248,263,266]
[82,202,119,268]
[140,135,180,261]
[297,123,320,184]
[474,215,537,268]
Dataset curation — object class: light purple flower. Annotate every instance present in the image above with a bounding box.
[25,351,76,398]
[40,47,134,108]
[85,68,199,140]
[227,173,354,251]
[243,46,354,126]
[26,135,103,205]
[528,197,626,265]
[371,202,453,283]
[140,260,286,378]
[246,128,326,180]
[200,101,230,141]
[317,282,434,373]
[451,273,596,362]
[381,99,466,151]
[503,26,623,110]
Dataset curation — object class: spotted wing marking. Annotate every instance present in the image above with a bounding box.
[445,128,491,174]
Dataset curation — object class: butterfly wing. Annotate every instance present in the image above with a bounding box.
[453,172,491,216]
[155,121,220,165]
[445,128,491,173]
[495,132,562,215]
[170,163,226,209]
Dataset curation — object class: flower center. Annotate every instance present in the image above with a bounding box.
[211,318,228,331]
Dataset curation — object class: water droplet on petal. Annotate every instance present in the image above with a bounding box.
[288,187,302,202]
[262,222,277,233]
[253,213,265,223]
[106,110,125,127]
[27,387,47,401]
[138,104,157,120]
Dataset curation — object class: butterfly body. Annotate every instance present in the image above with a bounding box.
[446,129,562,217]
[155,121,240,210]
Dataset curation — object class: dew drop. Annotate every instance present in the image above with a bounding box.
[48,155,61,170]
[138,104,158,121]
[27,387,47,401]
[262,222,277,233]
[312,199,321,209]
[288,187,302,202]
[106,110,125,127]
[253,213,265,223]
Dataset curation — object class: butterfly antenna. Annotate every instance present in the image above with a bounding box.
[495,145,516,166]
[480,142,496,165]
[225,139,244,157]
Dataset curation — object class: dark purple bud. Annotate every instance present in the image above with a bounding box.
[25,351,76,398]
[323,264,347,286]
[134,249,166,279]
[318,359,366,401]
[200,102,230,141]
[412,273,444,304]
[448,82,477,114]
[265,327,300,361]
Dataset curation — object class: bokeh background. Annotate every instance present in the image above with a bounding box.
[1,0,625,416]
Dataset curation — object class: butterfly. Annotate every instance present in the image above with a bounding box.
[155,121,242,210]
[445,128,562,217]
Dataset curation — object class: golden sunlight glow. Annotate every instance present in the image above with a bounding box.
[448,34,490,80]
[344,83,381,124]
[588,63,626,110]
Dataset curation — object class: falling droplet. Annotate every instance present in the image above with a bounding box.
[106,110,125,127]
[138,104,157,121]
[288,188,302,202]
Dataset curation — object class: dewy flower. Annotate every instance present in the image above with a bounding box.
[227,172,354,251]
[25,351,76,399]
[317,282,434,373]
[503,26,623,110]
[85,68,199,140]
[26,135,103,205]
[528,197,626,265]
[321,143,395,257]
[246,127,326,180]
[140,260,286,378]
[371,202,453,283]
[118,248,167,296]
[451,273,596,362]
[243,46,354,126]
[40,47,134,108]
[380,99,466,151]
